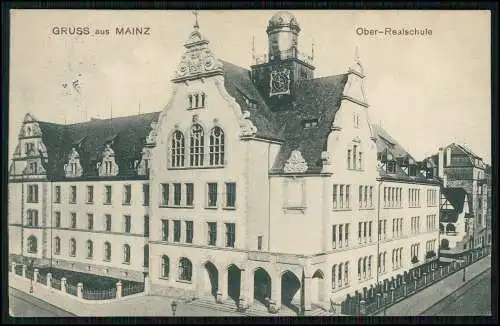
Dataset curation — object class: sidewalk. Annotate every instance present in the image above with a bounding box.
[375,254,491,316]
[8,274,242,317]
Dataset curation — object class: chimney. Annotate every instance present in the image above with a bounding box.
[446,147,452,167]
[438,147,444,178]
[443,172,448,188]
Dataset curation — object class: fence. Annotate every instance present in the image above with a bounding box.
[122,283,145,297]
[66,284,78,297]
[82,287,117,301]
[341,247,488,315]
[15,265,23,276]
[51,278,62,290]
[37,272,47,285]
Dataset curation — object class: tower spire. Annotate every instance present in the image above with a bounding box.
[193,10,199,30]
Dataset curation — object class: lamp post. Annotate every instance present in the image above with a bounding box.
[463,218,471,282]
[28,259,34,294]
[171,300,177,317]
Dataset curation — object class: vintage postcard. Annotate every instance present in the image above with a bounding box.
[7,9,491,318]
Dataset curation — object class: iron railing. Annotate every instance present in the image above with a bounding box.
[122,283,145,297]
[82,287,117,300]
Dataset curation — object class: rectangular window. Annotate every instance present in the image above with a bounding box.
[369,186,373,207]
[383,220,387,238]
[353,146,357,170]
[364,186,368,207]
[143,184,150,206]
[347,150,352,169]
[173,220,181,242]
[339,185,344,208]
[363,222,367,242]
[359,186,363,207]
[333,185,338,209]
[186,221,193,243]
[55,186,61,203]
[384,187,387,207]
[346,185,350,208]
[258,236,263,251]
[71,212,76,229]
[208,222,217,246]
[358,222,362,243]
[345,224,349,247]
[70,185,77,203]
[87,186,94,204]
[105,214,112,232]
[144,215,149,236]
[161,183,169,206]
[186,183,194,206]
[339,224,343,248]
[359,152,363,170]
[55,212,61,228]
[123,185,132,205]
[105,185,112,204]
[225,182,236,208]
[87,214,94,230]
[332,225,337,249]
[207,183,218,207]
[161,219,169,241]
[124,215,131,233]
[369,221,372,241]
[173,183,182,206]
[226,223,236,248]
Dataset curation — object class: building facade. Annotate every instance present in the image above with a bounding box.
[9,11,441,314]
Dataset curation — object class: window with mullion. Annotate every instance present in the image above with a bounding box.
[190,124,204,167]
[207,183,218,208]
[208,222,217,246]
[225,182,236,208]
[209,127,225,166]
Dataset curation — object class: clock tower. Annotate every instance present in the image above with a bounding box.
[251,11,315,109]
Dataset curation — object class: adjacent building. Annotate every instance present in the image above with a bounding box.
[9,11,441,314]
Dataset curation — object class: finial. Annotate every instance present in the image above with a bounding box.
[193,10,199,30]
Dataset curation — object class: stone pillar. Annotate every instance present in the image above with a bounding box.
[440,266,444,277]
[269,272,281,314]
[303,276,312,314]
[359,300,366,316]
[403,281,407,296]
[423,273,427,285]
[47,273,52,288]
[376,293,381,309]
[217,268,228,303]
[247,269,254,307]
[77,282,83,298]
[22,265,26,278]
[414,279,417,290]
[34,268,39,283]
[238,268,249,311]
[144,275,150,295]
[11,262,16,273]
[390,287,394,303]
[116,281,122,299]
[61,277,67,292]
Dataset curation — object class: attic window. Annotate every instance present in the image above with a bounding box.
[303,119,319,128]
[408,165,417,177]
[387,161,396,174]
[188,92,206,109]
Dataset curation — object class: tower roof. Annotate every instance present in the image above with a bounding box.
[267,11,300,33]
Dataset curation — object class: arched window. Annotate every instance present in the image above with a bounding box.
[363,257,367,278]
[446,223,456,233]
[189,124,204,167]
[161,255,170,278]
[69,238,76,256]
[439,223,444,234]
[357,258,362,279]
[209,127,225,166]
[54,237,61,255]
[86,240,93,258]
[344,262,349,285]
[368,256,372,278]
[338,263,343,287]
[123,244,131,264]
[178,257,192,281]
[171,131,185,167]
[104,242,111,261]
[27,235,37,253]
[26,209,33,226]
[143,245,149,267]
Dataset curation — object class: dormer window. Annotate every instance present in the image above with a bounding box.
[25,143,35,155]
[97,144,119,177]
[105,161,112,174]
[188,92,206,109]
[29,162,38,174]
[387,160,396,174]
[408,165,417,177]
[64,148,83,178]
[303,119,319,128]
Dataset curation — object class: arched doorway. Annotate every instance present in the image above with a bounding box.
[227,264,241,302]
[202,261,219,298]
[254,268,271,305]
[281,271,301,313]
[311,269,326,304]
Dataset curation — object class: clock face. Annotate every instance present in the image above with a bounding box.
[270,69,290,96]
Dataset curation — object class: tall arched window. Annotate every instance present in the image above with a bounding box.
[189,124,204,167]
[54,237,61,255]
[332,264,337,289]
[171,131,185,167]
[69,238,76,256]
[344,262,349,285]
[123,244,131,264]
[86,240,93,258]
[27,235,37,253]
[161,255,170,278]
[209,127,225,166]
[338,263,343,287]
[143,245,149,267]
[178,257,192,281]
[104,242,111,261]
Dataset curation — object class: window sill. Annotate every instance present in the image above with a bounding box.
[86,202,94,205]
[176,279,192,284]
[103,259,111,262]
[69,254,76,257]
[122,203,132,206]
[205,206,219,210]
[54,202,61,204]
[222,207,237,211]
[383,206,403,209]
[359,207,375,210]
[332,284,350,292]
[332,208,352,211]
[69,202,76,205]
[159,205,195,209]
[159,276,169,281]
[207,243,217,247]
[122,262,131,265]
[168,166,225,170]
[85,257,93,260]
[104,202,112,206]
[187,106,205,110]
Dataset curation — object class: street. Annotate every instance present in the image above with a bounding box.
[419,269,491,316]
[9,287,76,317]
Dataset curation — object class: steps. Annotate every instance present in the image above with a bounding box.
[148,285,196,302]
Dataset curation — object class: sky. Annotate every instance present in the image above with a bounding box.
[9,10,491,163]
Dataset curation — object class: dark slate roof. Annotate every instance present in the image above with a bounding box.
[440,187,471,223]
[271,74,348,173]
[221,60,349,173]
[38,112,160,178]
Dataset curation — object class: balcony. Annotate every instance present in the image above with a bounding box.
[254,48,313,66]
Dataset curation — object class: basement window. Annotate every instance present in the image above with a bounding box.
[303,119,319,128]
